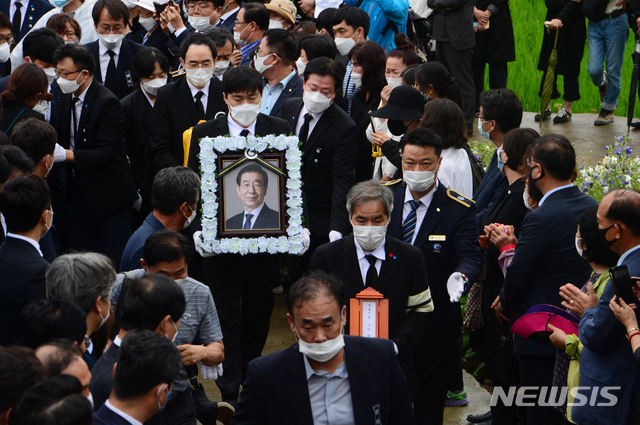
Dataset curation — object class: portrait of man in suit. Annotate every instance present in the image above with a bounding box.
[225,163,280,230]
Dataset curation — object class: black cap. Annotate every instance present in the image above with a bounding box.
[369,85,426,121]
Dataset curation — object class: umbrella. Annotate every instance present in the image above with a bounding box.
[540,24,560,128]
[627,39,640,134]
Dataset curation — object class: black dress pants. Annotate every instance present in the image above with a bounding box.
[473,62,508,111]
[436,41,476,129]
[517,354,565,425]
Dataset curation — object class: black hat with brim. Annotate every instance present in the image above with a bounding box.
[369,85,426,121]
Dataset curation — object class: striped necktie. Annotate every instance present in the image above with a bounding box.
[402,200,421,244]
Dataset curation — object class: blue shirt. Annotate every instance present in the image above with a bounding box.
[343,0,408,53]
[618,244,640,266]
[119,212,165,272]
[304,356,355,425]
[260,70,297,115]
[342,62,360,116]
[240,39,262,67]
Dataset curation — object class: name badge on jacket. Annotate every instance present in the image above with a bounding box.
[429,235,446,241]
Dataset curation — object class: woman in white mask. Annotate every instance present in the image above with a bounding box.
[296,34,336,77]
[0,63,50,134]
[122,47,170,227]
[380,34,420,107]
[265,0,295,30]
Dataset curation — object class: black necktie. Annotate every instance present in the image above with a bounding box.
[240,129,249,137]
[71,97,80,147]
[104,49,116,91]
[195,91,205,120]
[365,255,378,287]
[298,113,312,144]
[11,2,21,39]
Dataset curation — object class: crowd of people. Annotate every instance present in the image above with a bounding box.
[1,0,640,424]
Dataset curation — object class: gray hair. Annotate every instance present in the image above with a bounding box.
[346,180,394,217]
[151,166,201,216]
[45,253,117,315]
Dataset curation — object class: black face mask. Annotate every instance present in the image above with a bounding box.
[529,164,545,186]
[598,224,617,250]
[388,119,408,136]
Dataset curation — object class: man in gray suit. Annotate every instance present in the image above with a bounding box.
[427,0,476,135]
[226,163,280,230]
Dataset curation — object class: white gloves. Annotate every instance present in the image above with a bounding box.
[199,362,223,380]
[329,230,343,242]
[54,143,67,163]
[298,228,311,256]
[447,272,467,303]
[193,231,216,258]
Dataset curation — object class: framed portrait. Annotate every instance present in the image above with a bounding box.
[198,135,305,255]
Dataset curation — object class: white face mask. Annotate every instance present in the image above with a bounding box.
[43,67,57,85]
[234,25,252,47]
[185,67,214,87]
[295,321,345,363]
[97,32,124,50]
[523,191,537,211]
[403,169,436,193]
[303,90,332,114]
[575,236,583,257]
[296,58,306,76]
[335,34,356,56]
[213,60,230,76]
[139,16,157,32]
[57,73,82,94]
[33,100,50,115]
[188,13,213,32]
[0,43,10,63]
[351,71,362,88]
[386,76,402,88]
[229,102,260,126]
[254,53,275,75]
[142,77,167,96]
[96,301,111,330]
[352,222,387,252]
[183,204,196,229]
[269,19,284,29]
[164,317,179,342]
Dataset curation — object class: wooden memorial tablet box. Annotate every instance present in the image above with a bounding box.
[349,287,389,339]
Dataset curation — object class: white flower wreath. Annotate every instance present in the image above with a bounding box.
[199,134,304,255]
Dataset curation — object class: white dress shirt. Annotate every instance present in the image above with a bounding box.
[242,203,264,229]
[227,113,257,136]
[538,183,574,207]
[354,236,385,285]
[401,182,438,245]
[104,400,143,425]
[186,78,211,115]
[0,213,6,237]
[218,5,239,27]
[70,82,90,150]
[438,147,473,198]
[10,0,28,32]
[6,233,43,257]
[294,105,323,139]
[98,38,123,84]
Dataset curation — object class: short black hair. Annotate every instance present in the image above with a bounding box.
[113,330,182,400]
[579,205,620,265]
[8,375,92,425]
[236,163,269,187]
[300,34,336,62]
[92,0,130,26]
[479,88,523,134]
[132,47,171,85]
[179,33,217,61]
[119,274,186,332]
[143,229,194,266]
[400,127,443,157]
[203,26,234,49]
[303,56,345,93]
[0,11,11,30]
[0,346,44,415]
[401,63,421,86]
[286,270,346,315]
[605,189,640,237]
[415,62,461,109]
[151,166,200,216]
[10,119,57,164]
[315,8,337,37]
[264,29,299,65]
[0,174,50,233]
[242,2,270,31]
[53,44,96,76]
[222,66,263,95]
[501,128,540,174]
[332,6,370,38]
[35,339,82,377]
[531,134,575,181]
[0,145,35,177]
[20,297,87,348]
[22,28,64,65]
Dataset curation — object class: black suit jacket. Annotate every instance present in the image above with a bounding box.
[388,182,483,339]
[308,234,431,398]
[89,342,119,412]
[0,236,49,346]
[473,149,508,230]
[226,203,280,230]
[428,0,475,50]
[150,76,227,170]
[268,74,303,118]
[217,8,238,32]
[126,20,177,68]
[87,39,146,100]
[93,404,134,425]
[231,336,415,425]
[282,99,358,238]
[0,0,53,43]
[54,81,138,215]
[499,185,598,355]
[0,102,44,134]
[187,113,291,174]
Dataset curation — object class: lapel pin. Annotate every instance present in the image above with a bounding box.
[436,208,440,212]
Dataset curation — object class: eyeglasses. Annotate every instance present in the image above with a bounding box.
[475,112,489,121]
[55,69,82,78]
[526,158,538,167]
[233,20,248,27]
[97,25,125,34]
[62,31,76,41]
[0,35,14,45]
[187,3,213,11]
